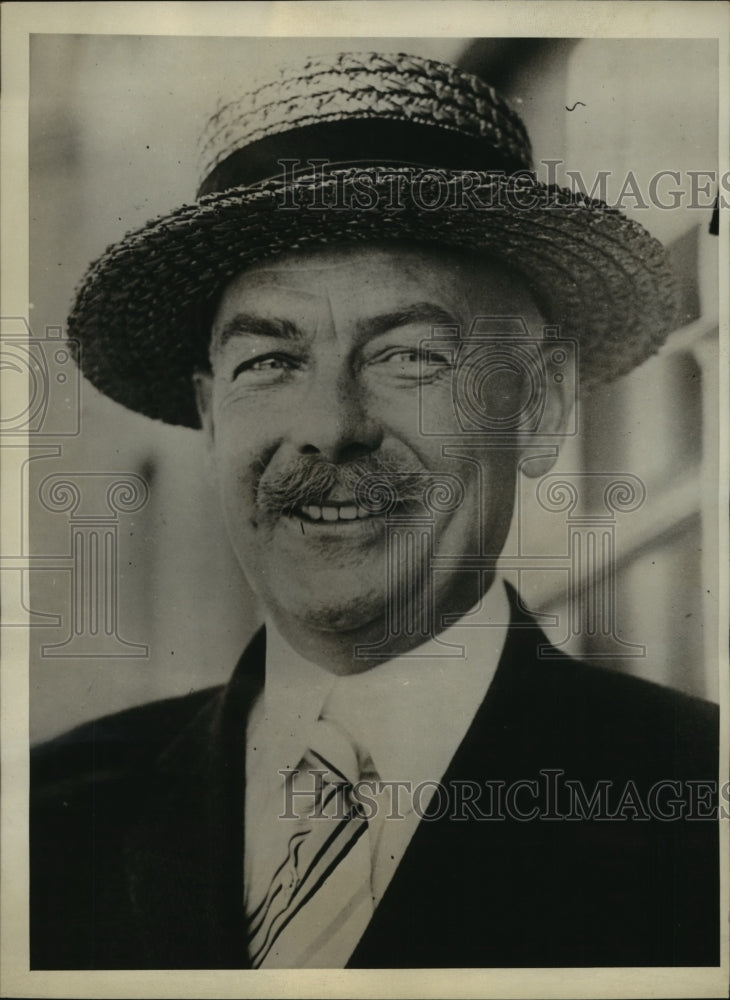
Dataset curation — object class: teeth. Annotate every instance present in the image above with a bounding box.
[298,504,374,522]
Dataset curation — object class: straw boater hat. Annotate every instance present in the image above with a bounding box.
[68,51,678,428]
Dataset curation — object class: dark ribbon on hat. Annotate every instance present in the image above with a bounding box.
[197,118,531,197]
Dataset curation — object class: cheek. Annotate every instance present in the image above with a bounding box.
[368,382,462,452]
[209,432,258,514]
[211,388,273,463]
[211,384,293,469]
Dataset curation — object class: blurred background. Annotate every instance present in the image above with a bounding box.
[22,35,719,742]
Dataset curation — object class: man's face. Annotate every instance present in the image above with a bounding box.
[196,243,558,654]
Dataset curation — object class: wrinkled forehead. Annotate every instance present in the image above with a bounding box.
[207,241,546,350]
[220,241,541,300]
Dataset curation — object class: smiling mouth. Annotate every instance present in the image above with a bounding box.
[293,501,380,523]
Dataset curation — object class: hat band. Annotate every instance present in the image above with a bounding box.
[197,118,532,197]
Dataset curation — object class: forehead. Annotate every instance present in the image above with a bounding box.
[210,242,543,336]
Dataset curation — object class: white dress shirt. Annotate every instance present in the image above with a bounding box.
[244,577,511,961]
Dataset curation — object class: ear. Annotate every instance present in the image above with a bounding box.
[192,370,215,448]
[518,357,576,479]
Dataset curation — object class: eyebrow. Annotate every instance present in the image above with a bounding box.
[357,303,459,338]
[213,313,304,350]
[213,301,460,352]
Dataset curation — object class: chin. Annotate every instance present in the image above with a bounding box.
[281,586,386,634]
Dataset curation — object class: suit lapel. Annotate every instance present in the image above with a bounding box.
[123,628,265,968]
[348,602,552,967]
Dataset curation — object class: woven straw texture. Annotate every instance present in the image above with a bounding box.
[67,53,678,428]
[197,51,533,187]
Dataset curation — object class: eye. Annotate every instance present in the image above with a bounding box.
[391,350,420,365]
[231,353,300,381]
[370,348,453,381]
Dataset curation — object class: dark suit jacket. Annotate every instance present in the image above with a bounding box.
[31,596,719,969]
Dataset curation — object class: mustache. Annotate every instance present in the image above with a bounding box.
[256,455,435,516]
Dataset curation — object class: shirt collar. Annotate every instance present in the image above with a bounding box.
[259,578,511,792]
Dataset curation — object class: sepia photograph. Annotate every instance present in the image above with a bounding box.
[1,3,727,997]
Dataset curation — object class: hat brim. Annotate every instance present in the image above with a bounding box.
[69,168,678,427]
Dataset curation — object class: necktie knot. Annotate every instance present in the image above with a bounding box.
[305,716,361,788]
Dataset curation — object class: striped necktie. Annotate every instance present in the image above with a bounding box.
[245,716,374,968]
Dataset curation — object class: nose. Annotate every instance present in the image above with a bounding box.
[290,361,383,464]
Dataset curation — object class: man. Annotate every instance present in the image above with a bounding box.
[31,51,718,970]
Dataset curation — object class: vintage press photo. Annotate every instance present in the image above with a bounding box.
[1,3,728,998]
